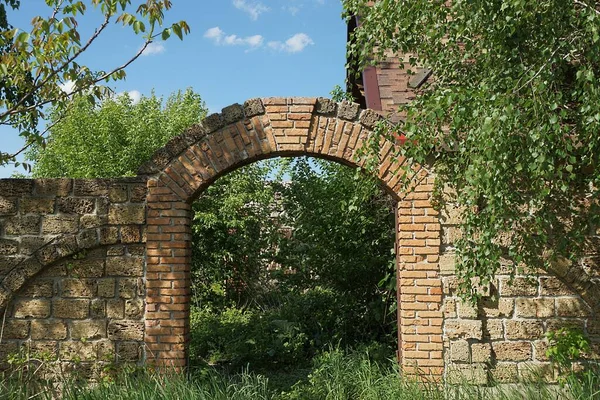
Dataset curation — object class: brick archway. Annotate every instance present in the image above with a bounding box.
[141,97,443,377]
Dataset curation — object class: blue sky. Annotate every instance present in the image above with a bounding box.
[0,0,347,178]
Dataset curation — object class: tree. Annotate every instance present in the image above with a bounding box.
[0,0,190,167]
[343,0,600,297]
[28,88,206,177]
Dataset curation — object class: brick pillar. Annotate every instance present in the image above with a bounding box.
[144,177,192,368]
[397,175,443,379]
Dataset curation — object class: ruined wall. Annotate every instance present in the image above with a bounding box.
[0,97,597,383]
[439,210,600,384]
[0,178,147,380]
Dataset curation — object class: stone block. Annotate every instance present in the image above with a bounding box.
[109,185,128,203]
[481,297,514,318]
[118,278,137,299]
[130,185,147,203]
[358,108,383,129]
[499,277,538,296]
[505,320,544,340]
[106,299,124,319]
[125,298,144,319]
[445,319,483,340]
[315,97,337,115]
[42,215,79,234]
[33,179,72,196]
[0,197,17,215]
[457,299,479,319]
[21,279,54,297]
[450,340,469,362]
[73,179,110,196]
[492,341,532,361]
[439,253,456,275]
[471,343,492,363]
[446,364,488,385]
[69,259,105,278]
[4,216,41,235]
[117,342,142,362]
[0,239,18,255]
[555,297,591,317]
[120,225,141,243]
[518,362,556,383]
[21,198,55,214]
[97,279,115,297]
[36,235,78,265]
[444,298,457,318]
[534,340,550,361]
[99,227,119,245]
[70,320,107,340]
[53,299,89,319]
[2,320,29,339]
[13,299,51,318]
[31,320,68,340]
[106,256,143,277]
[80,215,106,229]
[90,299,105,318]
[243,98,265,117]
[19,236,48,255]
[108,204,145,225]
[61,278,97,298]
[540,277,574,296]
[57,198,95,214]
[483,319,504,340]
[203,113,224,133]
[59,341,97,362]
[3,259,43,292]
[0,179,33,196]
[490,362,518,383]
[515,298,555,318]
[108,320,144,341]
[337,101,360,121]
[222,103,244,124]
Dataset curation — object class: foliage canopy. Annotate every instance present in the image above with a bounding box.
[344,0,600,297]
[0,0,189,168]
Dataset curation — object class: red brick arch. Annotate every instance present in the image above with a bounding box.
[141,97,443,377]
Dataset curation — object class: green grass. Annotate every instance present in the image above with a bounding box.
[1,350,599,400]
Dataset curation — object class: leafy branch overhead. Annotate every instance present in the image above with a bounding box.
[0,0,190,167]
[343,0,600,298]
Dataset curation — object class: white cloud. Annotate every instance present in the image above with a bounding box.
[116,90,142,104]
[233,0,269,20]
[141,41,165,56]
[59,80,76,94]
[204,27,263,49]
[268,33,314,53]
[284,5,301,15]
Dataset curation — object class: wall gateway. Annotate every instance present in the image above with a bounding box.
[0,97,597,383]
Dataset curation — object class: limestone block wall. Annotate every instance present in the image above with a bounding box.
[439,209,600,384]
[0,178,147,379]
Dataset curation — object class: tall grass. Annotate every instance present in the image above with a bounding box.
[1,350,599,400]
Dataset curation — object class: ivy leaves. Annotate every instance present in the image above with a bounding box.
[345,0,600,298]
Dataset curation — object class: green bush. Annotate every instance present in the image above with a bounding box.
[190,288,397,372]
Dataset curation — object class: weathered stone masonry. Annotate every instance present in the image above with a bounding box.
[0,96,598,382]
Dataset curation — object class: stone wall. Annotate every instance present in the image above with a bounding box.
[0,97,597,383]
[439,210,600,384]
[0,178,147,380]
